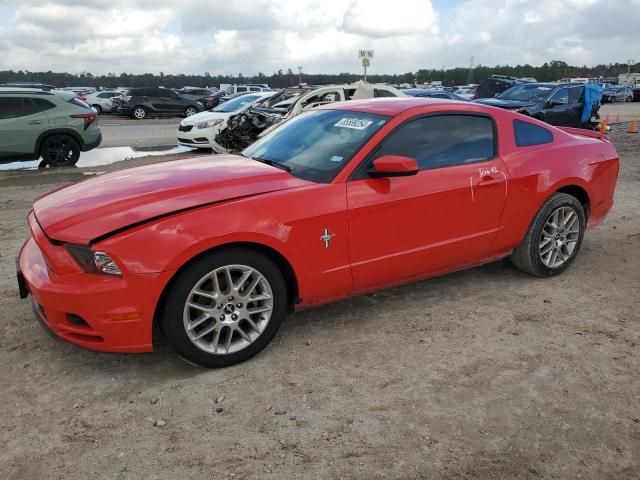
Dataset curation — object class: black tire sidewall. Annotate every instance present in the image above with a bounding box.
[40,134,80,167]
[161,248,288,368]
[526,194,586,276]
[93,105,102,114]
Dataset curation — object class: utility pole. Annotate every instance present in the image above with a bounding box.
[297,66,302,86]
[626,59,634,86]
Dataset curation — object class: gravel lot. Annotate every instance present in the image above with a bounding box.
[0,126,639,479]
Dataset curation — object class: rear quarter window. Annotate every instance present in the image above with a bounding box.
[67,98,93,110]
[514,119,553,147]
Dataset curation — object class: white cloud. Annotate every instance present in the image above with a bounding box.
[0,0,637,75]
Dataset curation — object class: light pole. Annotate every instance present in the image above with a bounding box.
[297,66,302,86]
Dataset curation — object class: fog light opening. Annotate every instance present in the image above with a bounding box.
[66,313,88,327]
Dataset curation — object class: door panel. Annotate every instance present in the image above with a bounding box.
[347,159,507,292]
[0,98,50,160]
[544,88,571,125]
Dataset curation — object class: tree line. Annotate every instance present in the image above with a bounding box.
[1,60,637,89]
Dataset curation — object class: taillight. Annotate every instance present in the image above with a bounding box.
[71,112,97,130]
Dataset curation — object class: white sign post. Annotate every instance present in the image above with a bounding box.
[358,50,374,81]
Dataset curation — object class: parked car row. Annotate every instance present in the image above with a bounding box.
[602,85,634,103]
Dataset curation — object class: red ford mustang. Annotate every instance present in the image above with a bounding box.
[17,98,619,367]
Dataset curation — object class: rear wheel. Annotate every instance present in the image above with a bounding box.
[40,134,80,167]
[132,106,147,119]
[161,248,288,368]
[511,193,586,277]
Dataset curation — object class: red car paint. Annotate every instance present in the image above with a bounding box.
[19,99,619,353]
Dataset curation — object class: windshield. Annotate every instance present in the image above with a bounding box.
[497,84,553,101]
[242,109,389,183]
[213,94,263,113]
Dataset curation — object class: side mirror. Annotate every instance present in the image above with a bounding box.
[369,155,419,178]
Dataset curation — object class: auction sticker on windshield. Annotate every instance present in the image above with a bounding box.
[334,118,374,130]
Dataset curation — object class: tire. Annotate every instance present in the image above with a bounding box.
[184,106,197,117]
[40,134,81,167]
[511,193,586,277]
[132,106,147,119]
[92,104,102,114]
[161,247,289,368]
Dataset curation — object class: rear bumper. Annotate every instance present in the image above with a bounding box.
[18,235,173,353]
[82,132,102,152]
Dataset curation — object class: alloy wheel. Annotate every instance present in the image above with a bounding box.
[44,139,75,166]
[538,206,581,269]
[134,108,146,119]
[185,107,197,116]
[183,264,273,355]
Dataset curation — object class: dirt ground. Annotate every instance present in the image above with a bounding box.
[0,127,639,480]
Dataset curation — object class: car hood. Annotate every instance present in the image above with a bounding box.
[34,155,310,244]
[474,98,538,109]
[180,110,232,125]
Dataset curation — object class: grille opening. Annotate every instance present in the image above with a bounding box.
[66,313,88,327]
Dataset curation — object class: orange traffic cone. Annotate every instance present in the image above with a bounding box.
[600,118,608,134]
[629,119,638,134]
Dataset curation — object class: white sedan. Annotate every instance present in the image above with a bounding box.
[176,92,275,149]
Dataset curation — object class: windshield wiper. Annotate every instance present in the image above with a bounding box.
[249,157,291,172]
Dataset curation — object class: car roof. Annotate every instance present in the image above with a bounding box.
[0,87,55,95]
[317,97,467,116]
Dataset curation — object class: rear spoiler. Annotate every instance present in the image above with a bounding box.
[558,127,608,140]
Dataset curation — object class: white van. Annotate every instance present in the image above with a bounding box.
[225,84,271,95]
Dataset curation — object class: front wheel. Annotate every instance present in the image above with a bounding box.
[184,106,198,117]
[92,104,102,114]
[40,134,81,167]
[161,248,288,368]
[511,193,586,277]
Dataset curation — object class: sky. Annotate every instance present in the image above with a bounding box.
[0,0,638,76]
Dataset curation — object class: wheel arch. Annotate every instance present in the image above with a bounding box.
[152,241,299,345]
[35,128,84,156]
[554,184,590,220]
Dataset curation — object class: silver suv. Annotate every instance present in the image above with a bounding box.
[0,88,102,167]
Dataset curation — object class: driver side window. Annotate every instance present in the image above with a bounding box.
[549,88,569,105]
[369,115,495,171]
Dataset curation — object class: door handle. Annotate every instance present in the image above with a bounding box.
[478,175,502,186]
[28,120,42,125]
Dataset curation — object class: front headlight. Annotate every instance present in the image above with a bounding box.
[196,119,224,129]
[65,244,122,276]
[93,252,122,276]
